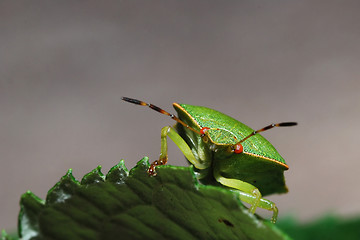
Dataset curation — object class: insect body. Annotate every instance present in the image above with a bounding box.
[122,97,297,223]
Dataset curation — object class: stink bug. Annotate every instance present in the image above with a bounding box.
[122,97,297,223]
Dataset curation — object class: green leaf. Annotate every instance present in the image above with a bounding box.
[1,230,19,240]
[17,157,290,240]
[277,215,360,240]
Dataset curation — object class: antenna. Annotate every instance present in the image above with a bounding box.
[238,122,297,144]
[122,97,201,135]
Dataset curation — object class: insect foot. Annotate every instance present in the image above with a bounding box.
[147,158,168,176]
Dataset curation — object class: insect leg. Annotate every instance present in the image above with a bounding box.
[214,171,261,211]
[148,126,209,176]
[236,191,279,223]
[214,170,279,223]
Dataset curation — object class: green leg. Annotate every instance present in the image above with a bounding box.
[214,170,278,223]
[148,126,208,175]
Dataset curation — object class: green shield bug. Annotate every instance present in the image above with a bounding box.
[122,97,297,223]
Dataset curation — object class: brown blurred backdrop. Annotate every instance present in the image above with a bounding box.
[1,1,360,231]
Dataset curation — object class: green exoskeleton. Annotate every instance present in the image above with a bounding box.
[122,97,297,223]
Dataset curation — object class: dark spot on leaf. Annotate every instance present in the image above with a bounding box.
[218,218,234,227]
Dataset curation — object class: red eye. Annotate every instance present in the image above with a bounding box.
[234,143,243,154]
[200,127,210,135]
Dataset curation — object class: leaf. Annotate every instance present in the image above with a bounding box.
[1,230,19,240]
[17,157,290,240]
[277,215,360,240]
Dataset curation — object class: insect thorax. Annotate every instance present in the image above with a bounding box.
[206,128,239,145]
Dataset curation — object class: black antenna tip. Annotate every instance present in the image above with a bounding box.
[121,96,130,101]
[121,97,143,105]
[278,122,298,127]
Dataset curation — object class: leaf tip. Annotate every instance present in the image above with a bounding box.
[106,160,129,184]
[81,165,105,184]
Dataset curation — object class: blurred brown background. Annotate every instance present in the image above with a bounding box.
[1,1,360,231]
